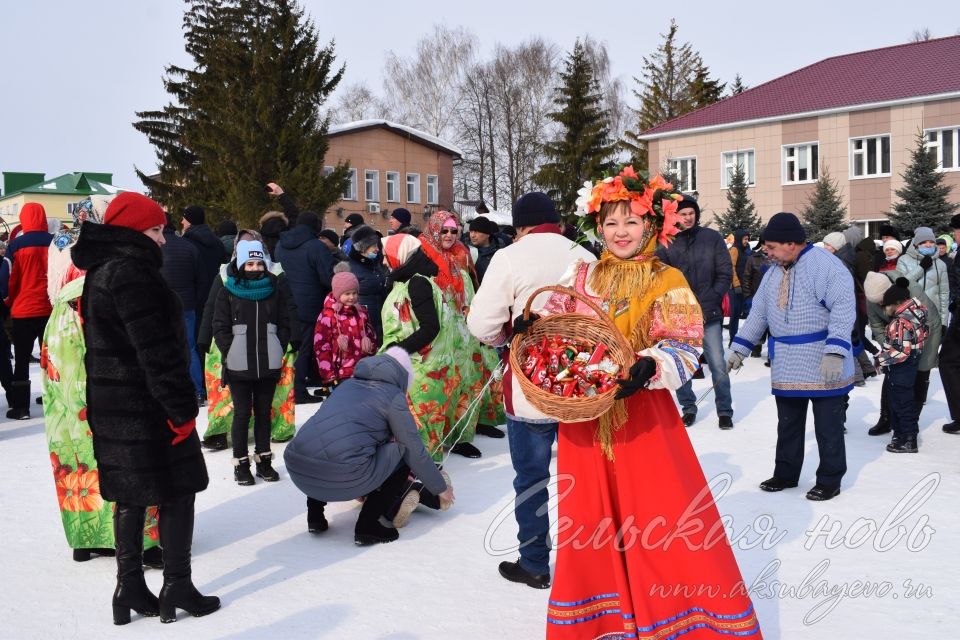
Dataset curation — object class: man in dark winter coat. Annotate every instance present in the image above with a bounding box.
[468,216,504,283]
[4,202,53,419]
[181,205,228,318]
[285,348,453,544]
[341,213,364,254]
[656,195,735,429]
[940,214,960,436]
[72,192,219,624]
[161,214,206,403]
[319,229,348,262]
[275,210,336,403]
[215,220,238,259]
[345,225,387,343]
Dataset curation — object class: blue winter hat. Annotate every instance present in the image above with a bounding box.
[236,239,269,269]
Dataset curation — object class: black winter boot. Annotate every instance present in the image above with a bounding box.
[112,503,159,625]
[307,498,328,533]
[887,435,919,453]
[254,452,280,482]
[157,496,220,623]
[6,380,31,420]
[233,457,255,486]
[868,379,891,436]
[355,465,408,545]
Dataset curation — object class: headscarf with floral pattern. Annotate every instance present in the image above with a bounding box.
[420,210,476,308]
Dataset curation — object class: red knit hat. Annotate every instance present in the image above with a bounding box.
[103,192,166,231]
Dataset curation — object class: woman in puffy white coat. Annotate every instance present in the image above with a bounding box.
[896,226,948,407]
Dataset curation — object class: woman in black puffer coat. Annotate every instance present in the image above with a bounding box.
[71,192,219,625]
[346,225,388,343]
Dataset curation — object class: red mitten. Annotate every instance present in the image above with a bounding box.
[361,336,374,354]
[167,418,196,445]
[337,335,350,353]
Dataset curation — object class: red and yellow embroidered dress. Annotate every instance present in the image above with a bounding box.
[544,248,762,640]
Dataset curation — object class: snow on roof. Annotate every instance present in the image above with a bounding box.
[328,119,463,158]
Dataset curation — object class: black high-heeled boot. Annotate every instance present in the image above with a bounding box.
[112,503,159,625]
[157,495,220,623]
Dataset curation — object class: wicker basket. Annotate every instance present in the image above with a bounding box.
[509,286,634,423]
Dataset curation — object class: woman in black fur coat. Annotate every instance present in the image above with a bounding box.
[71,192,220,625]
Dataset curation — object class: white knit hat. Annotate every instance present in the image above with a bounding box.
[864,271,894,304]
[384,346,414,391]
[882,239,903,255]
[822,232,846,251]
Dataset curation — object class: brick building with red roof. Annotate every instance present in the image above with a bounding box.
[637,35,960,236]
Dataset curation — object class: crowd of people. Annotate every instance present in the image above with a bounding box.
[6,165,959,638]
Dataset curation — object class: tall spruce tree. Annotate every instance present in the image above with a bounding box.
[533,40,614,219]
[728,74,747,96]
[622,20,698,169]
[800,167,847,241]
[713,164,761,236]
[888,131,959,231]
[134,0,349,227]
[689,59,725,109]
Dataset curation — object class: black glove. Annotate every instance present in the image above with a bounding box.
[920,255,933,270]
[512,313,540,336]
[614,357,657,400]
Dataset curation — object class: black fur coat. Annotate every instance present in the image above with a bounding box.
[72,223,208,506]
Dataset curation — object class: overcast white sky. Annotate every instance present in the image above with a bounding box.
[1,0,957,191]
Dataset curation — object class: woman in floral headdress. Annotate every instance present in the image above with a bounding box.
[421,211,507,458]
[540,168,762,639]
[41,197,163,565]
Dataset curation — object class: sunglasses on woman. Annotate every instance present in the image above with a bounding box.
[440,228,459,235]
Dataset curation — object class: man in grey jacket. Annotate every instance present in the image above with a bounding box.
[284,348,453,545]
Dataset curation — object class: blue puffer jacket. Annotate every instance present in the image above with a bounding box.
[656,223,732,324]
[274,224,335,323]
[283,354,448,502]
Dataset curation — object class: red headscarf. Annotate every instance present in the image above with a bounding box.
[420,211,476,308]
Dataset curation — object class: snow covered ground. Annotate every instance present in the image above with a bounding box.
[3,356,959,640]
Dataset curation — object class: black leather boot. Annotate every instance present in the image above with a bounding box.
[868,379,891,435]
[158,496,220,623]
[112,503,159,625]
[5,380,30,420]
[355,465,407,545]
[887,434,919,453]
[307,497,328,533]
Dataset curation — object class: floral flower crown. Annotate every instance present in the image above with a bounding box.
[574,165,685,246]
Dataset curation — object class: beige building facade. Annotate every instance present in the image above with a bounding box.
[324,121,461,236]
[646,96,960,236]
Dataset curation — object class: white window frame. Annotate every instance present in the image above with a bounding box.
[849,134,892,179]
[782,142,820,185]
[342,168,357,200]
[406,173,420,204]
[720,149,756,188]
[364,169,379,202]
[925,126,960,172]
[323,165,334,176]
[385,171,400,202]
[666,156,697,192]
[426,175,439,205]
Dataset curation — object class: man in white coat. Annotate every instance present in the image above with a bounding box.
[467,192,595,589]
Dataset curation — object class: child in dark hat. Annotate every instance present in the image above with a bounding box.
[876,277,928,454]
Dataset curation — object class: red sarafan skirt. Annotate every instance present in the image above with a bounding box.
[546,388,762,640]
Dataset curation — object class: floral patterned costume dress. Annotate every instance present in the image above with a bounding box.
[42,257,159,553]
[543,253,762,640]
[204,263,295,442]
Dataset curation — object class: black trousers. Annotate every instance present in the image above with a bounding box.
[293,322,315,397]
[356,463,410,529]
[12,316,48,381]
[774,395,847,488]
[228,378,277,458]
[939,326,960,421]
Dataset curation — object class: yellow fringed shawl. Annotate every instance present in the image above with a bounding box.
[587,237,701,460]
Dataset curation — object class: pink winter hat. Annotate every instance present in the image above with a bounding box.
[332,271,360,299]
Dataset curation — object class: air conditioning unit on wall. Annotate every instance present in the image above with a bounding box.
[366,202,380,213]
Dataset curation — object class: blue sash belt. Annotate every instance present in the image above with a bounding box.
[767,330,828,360]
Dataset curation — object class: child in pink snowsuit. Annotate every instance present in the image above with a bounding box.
[314,270,377,392]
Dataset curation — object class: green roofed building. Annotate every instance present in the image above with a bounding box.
[0,172,128,228]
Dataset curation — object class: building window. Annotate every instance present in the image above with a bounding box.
[721,150,755,188]
[783,143,819,184]
[666,157,697,192]
[426,175,439,205]
[406,173,420,203]
[323,165,334,176]
[386,171,400,202]
[364,170,379,202]
[342,168,357,200]
[926,127,959,171]
[850,135,891,178]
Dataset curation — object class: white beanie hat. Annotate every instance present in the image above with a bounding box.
[822,232,846,251]
[864,271,894,304]
[882,239,903,256]
[384,346,414,391]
